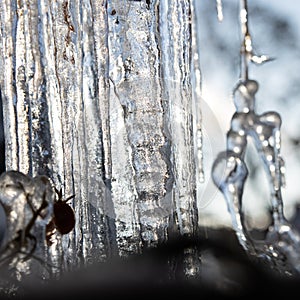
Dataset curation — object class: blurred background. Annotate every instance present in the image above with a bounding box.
[197,0,300,232]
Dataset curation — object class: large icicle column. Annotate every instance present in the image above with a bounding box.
[0,0,203,277]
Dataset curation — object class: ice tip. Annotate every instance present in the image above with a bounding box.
[216,0,224,22]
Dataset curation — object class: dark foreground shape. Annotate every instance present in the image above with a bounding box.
[2,227,300,300]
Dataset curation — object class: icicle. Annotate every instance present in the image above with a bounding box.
[191,0,204,183]
[216,0,223,22]
[0,0,203,285]
[212,151,254,252]
[212,0,300,276]
[157,0,201,278]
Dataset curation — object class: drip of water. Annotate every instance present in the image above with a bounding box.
[212,79,300,276]
[216,0,223,22]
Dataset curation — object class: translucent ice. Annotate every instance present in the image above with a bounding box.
[0,170,54,276]
[212,78,300,275]
[212,151,253,252]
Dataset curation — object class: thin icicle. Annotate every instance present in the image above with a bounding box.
[216,0,223,22]
[191,0,204,184]
[212,0,300,276]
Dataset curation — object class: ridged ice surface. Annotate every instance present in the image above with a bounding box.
[0,0,203,279]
